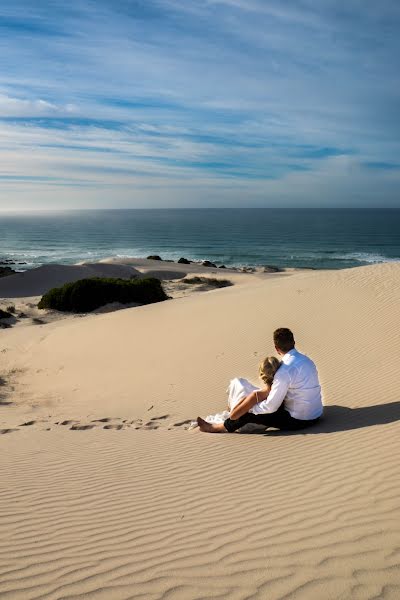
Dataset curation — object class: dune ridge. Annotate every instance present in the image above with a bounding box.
[1,262,399,599]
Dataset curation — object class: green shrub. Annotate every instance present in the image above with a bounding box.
[181,277,233,288]
[38,277,168,313]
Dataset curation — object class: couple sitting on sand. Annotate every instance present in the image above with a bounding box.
[197,328,323,433]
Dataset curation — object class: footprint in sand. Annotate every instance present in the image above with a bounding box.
[60,420,78,426]
[91,417,127,429]
[137,414,171,430]
[70,424,95,430]
[0,428,18,434]
[173,419,193,427]
[133,414,195,431]
[143,421,159,430]
[19,420,37,426]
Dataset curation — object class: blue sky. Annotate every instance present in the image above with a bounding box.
[0,0,400,208]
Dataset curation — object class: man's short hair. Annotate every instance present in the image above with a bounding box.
[273,328,295,353]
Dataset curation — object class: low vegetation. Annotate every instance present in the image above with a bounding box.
[38,277,168,313]
[181,277,233,288]
[0,308,13,319]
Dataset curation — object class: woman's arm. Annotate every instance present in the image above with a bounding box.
[230,388,270,420]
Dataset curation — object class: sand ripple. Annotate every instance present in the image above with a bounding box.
[1,425,399,600]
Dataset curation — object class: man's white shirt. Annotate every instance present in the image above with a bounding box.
[251,348,323,420]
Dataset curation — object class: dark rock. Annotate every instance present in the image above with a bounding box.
[178,257,191,264]
[18,312,28,318]
[18,262,27,265]
[202,260,217,268]
[218,265,227,269]
[0,309,12,319]
[263,265,283,273]
[147,255,162,261]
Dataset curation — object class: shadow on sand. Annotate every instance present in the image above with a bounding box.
[261,402,400,436]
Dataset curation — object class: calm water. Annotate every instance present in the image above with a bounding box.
[0,208,399,271]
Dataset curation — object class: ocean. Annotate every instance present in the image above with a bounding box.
[0,208,399,271]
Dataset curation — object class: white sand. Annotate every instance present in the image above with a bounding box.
[0,261,399,599]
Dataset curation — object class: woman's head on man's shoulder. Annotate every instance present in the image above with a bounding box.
[259,356,281,386]
[259,328,296,386]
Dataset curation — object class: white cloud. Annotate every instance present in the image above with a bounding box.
[0,93,78,117]
[0,0,399,207]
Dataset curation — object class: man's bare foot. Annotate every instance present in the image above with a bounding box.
[197,417,227,433]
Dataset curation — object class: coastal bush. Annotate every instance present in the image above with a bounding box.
[0,309,12,319]
[38,277,168,313]
[182,277,233,288]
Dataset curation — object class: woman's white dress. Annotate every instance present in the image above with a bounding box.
[200,377,266,432]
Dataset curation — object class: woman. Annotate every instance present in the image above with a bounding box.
[196,356,281,433]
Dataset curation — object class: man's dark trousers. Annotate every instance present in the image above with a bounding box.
[223,402,321,433]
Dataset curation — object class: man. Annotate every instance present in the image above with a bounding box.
[197,328,323,433]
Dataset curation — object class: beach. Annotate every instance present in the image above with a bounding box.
[1,258,400,599]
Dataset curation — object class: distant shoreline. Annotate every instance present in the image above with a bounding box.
[1,208,399,271]
[2,253,400,277]
[0,254,329,277]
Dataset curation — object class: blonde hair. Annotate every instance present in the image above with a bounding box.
[259,356,281,386]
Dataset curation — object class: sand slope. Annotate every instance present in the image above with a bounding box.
[0,263,141,298]
[0,262,399,599]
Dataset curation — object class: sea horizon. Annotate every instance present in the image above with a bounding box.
[1,206,400,213]
[1,207,399,272]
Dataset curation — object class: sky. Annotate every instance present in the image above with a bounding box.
[1,0,400,209]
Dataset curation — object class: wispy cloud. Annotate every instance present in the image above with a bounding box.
[0,0,399,207]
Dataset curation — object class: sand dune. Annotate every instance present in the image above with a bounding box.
[0,263,141,298]
[0,262,399,599]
